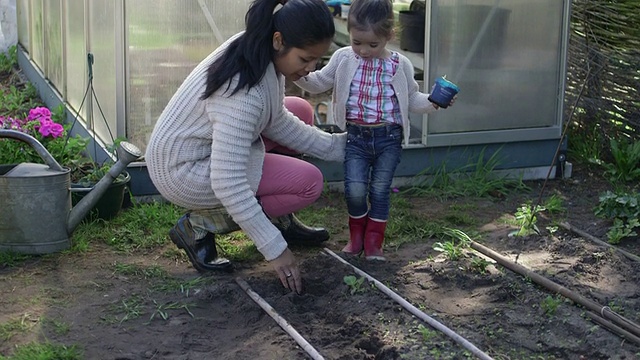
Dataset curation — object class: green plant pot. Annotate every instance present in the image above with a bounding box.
[71,171,131,222]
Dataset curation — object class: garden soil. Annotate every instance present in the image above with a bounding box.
[1,161,639,359]
[2,73,640,359]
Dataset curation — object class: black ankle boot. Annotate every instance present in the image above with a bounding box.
[169,214,233,273]
[273,214,330,247]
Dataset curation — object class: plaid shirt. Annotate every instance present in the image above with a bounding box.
[346,52,402,125]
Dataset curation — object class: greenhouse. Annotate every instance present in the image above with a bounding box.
[14,0,572,195]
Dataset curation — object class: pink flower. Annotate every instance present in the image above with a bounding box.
[28,107,52,121]
[37,119,64,138]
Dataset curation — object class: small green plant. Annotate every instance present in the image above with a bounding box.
[543,194,565,213]
[433,240,464,260]
[433,228,471,260]
[593,138,640,183]
[343,275,366,295]
[416,324,438,342]
[0,45,18,73]
[540,295,563,316]
[594,190,640,244]
[512,203,545,237]
[469,256,490,274]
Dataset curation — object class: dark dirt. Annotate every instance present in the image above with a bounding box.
[1,162,639,360]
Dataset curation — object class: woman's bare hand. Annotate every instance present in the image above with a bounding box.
[270,248,302,294]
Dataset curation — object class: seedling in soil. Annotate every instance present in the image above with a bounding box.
[343,275,366,295]
[511,203,545,237]
[540,295,563,316]
[469,256,490,274]
[433,228,472,260]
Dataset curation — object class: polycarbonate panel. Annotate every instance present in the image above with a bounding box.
[126,0,251,151]
[65,0,88,121]
[43,0,64,96]
[88,1,118,146]
[16,0,29,51]
[427,0,564,135]
[30,0,44,72]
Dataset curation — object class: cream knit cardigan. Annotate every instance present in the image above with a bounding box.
[294,46,438,145]
[145,34,347,261]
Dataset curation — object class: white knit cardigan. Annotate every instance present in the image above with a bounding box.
[294,46,438,145]
[145,34,347,261]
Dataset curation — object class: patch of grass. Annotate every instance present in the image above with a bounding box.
[407,147,530,200]
[151,276,216,296]
[216,232,262,262]
[386,194,447,250]
[0,313,37,341]
[71,201,182,253]
[102,295,145,325]
[112,262,169,280]
[0,341,82,360]
[147,300,194,323]
[0,251,32,268]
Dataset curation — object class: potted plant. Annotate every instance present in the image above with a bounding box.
[68,140,132,221]
[0,105,130,221]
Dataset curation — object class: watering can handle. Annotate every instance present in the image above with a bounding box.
[0,129,65,172]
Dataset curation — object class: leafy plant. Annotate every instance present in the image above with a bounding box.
[594,191,640,244]
[540,295,563,316]
[433,228,471,260]
[343,275,366,295]
[512,203,546,237]
[0,45,18,73]
[591,138,640,183]
[470,256,490,274]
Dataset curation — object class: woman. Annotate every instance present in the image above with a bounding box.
[145,0,345,294]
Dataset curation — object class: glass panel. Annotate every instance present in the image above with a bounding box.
[126,0,251,151]
[88,1,117,145]
[44,0,64,96]
[30,0,44,72]
[65,0,88,121]
[16,0,29,51]
[428,0,564,135]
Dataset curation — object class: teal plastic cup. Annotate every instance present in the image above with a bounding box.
[428,77,459,108]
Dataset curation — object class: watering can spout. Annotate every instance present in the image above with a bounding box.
[67,142,143,234]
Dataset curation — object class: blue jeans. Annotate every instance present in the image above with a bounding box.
[344,123,403,220]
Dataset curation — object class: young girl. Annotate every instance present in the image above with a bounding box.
[146,0,346,294]
[295,0,453,260]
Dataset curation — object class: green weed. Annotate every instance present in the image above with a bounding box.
[594,190,640,243]
[0,313,37,341]
[540,295,563,316]
[594,138,640,183]
[343,275,366,295]
[407,147,529,200]
[0,341,82,360]
[147,300,194,323]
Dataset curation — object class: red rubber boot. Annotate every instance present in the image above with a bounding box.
[364,218,387,261]
[341,215,368,255]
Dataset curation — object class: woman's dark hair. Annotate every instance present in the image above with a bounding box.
[348,0,394,39]
[201,0,335,98]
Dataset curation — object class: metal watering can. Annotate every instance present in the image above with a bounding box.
[0,129,143,254]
